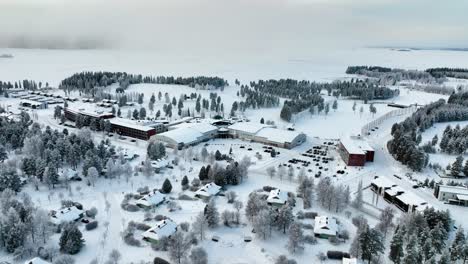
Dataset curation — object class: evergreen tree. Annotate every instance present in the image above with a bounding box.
[161,178,173,193]
[59,223,84,255]
[451,156,464,177]
[359,227,385,264]
[389,228,405,264]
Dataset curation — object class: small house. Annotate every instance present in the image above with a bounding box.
[142,219,177,244]
[266,189,288,206]
[136,190,166,209]
[50,206,84,225]
[314,216,338,239]
[195,183,221,198]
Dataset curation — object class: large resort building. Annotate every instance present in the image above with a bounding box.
[64,105,307,149]
[64,107,161,140]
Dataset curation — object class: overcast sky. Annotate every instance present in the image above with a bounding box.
[0,0,466,53]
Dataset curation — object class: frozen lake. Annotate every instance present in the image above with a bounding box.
[2,47,468,86]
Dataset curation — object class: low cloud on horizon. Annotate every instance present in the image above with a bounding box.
[0,0,467,55]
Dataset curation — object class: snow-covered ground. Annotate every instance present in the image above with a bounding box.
[1,47,468,264]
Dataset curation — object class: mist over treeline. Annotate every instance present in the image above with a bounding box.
[0,0,466,51]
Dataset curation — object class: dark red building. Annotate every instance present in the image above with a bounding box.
[339,137,374,166]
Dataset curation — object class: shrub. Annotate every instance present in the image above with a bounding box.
[153,257,170,264]
[352,215,368,228]
[123,204,140,212]
[296,211,304,219]
[178,194,195,201]
[262,186,276,192]
[303,212,318,219]
[154,215,167,221]
[180,222,190,232]
[123,233,141,247]
[301,223,313,230]
[85,221,98,231]
[304,235,317,245]
[86,207,98,218]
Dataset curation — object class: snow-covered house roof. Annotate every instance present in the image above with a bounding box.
[314,216,338,237]
[24,258,51,264]
[150,159,169,169]
[266,189,288,205]
[50,206,83,224]
[142,219,177,241]
[136,190,166,208]
[195,183,221,198]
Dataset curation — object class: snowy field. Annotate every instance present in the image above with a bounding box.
[0,48,468,264]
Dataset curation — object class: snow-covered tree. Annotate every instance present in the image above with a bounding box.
[189,247,208,264]
[168,231,191,264]
[192,212,208,241]
[204,200,219,228]
[287,222,304,254]
[59,223,84,255]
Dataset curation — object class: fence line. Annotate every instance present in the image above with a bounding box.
[361,106,417,137]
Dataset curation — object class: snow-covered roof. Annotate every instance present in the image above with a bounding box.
[343,258,358,264]
[314,216,338,236]
[266,189,288,205]
[439,185,468,196]
[228,122,269,134]
[395,192,427,207]
[136,190,166,207]
[157,123,217,144]
[109,117,155,132]
[256,127,304,144]
[157,127,203,144]
[371,177,396,189]
[142,219,177,241]
[50,206,83,224]
[151,159,169,169]
[456,194,468,201]
[340,137,373,155]
[385,186,405,196]
[24,257,51,264]
[195,183,221,197]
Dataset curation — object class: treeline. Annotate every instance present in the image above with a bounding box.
[386,208,453,264]
[249,79,323,122]
[426,67,468,79]
[439,125,468,155]
[388,93,468,171]
[448,91,468,107]
[59,71,228,94]
[238,85,280,109]
[346,65,445,85]
[0,80,49,93]
[333,79,399,102]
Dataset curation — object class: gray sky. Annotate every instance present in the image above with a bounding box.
[0,0,466,53]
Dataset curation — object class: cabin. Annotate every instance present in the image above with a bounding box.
[266,189,288,206]
[135,190,166,209]
[142,219,178,244]
[195,183,221,199]
[50,206,84,225]
[314,216,338,239]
